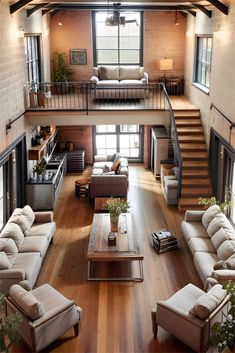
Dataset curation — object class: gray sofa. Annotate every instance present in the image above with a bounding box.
[0,205,56,293]
[181,205,235,288]
[89,153,128,199]
[90,65,148,99]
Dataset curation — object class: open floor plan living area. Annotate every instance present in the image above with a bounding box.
[1,0,235,352]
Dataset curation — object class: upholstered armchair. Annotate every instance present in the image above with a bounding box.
[151,283,229,353]
[5,284,82,352]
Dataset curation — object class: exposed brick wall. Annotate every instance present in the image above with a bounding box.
[50,11,93,81]
[57,126,93,164]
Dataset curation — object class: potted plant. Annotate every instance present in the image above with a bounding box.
[29,81,38,108]
[105,197,130,224]
[0,293,21,352]
[52,51,69,94]
[198,196,231,214]
[32,161,45,181]
[210,281,235,353]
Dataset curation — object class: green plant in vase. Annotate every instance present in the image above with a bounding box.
[0,293,21,353]
[105,198,130,222]
[211,281,235,353]
[198,196,231,213]
[32,161,45,181]
[52,51,69,94]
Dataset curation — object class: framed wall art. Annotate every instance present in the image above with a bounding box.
[70,49,87,65]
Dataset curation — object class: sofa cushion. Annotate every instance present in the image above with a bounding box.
[189,284,227,319]
[93,161,113,170]
[211,227,235,250]
[119,79,143,85]
[207,213,233,238]
[96,79,119,86]
[92,168,104,175]
[119,66,140,80]
[19,236,48,257]
[181,221,209,242]
[0,252,11,269]
[99,66,119,80]
[22,205,35,228]
[9,214,30,236]
[188,238,216,255]
[0,223,24,249]
[28,222,56,242]
[226,254,235,269]
[0,238,18,265]
[193,252,219,285]
[9,284,45,320]
[13,252,42,284]
[201,205,222,229]
[217,240,235,261]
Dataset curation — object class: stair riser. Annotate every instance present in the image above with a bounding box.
[181,191,212,197]
[182,156,208,161]
[177,131,204,135]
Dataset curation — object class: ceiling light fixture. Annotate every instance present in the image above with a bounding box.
[175,9,179,26]
[58,20,62,26]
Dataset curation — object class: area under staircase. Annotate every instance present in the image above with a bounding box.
[173,109,213,212]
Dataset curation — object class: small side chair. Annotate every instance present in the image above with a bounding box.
[5,283,82,352]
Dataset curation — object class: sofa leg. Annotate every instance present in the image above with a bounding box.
[74,323,79,336]
[151,308,158,336]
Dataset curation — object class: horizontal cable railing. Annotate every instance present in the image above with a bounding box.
[25,82,166,112]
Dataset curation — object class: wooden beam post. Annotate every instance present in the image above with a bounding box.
[193,4,212,18]
[207,0,228,15]
[10,0,33,14]
[27,3,49,17]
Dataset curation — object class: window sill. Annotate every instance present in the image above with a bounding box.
[192,82,209,95]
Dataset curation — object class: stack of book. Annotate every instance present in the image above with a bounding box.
[151,230,178,253]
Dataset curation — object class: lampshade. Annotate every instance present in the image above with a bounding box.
[160,58,173,71]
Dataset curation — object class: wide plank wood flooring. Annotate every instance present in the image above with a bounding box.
[14,164,202,353]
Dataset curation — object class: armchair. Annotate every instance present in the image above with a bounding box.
[151,283,229,353]
[5,284,82,352]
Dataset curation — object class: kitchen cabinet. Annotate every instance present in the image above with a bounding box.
[28,127,57,161]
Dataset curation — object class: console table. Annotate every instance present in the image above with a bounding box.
[159,76,184,95]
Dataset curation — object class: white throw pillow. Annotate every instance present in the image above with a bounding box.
[0,238,18,265]
[0,223,24,249]
[207,214,233,238]
[211,227,235,249]
[202,205,222,229]
[119,66,140,80]
[22,205,35,228]
[226,254,235,269]
[0,252,11,269]
[189,284,227,319]
[9,215,30,236]
[9,284,45,320]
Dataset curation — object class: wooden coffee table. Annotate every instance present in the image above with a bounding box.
[87,213,144,281]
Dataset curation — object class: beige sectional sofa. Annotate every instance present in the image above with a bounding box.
[0,205,56,293]
[90,65,148,99]
[181,205,235,288]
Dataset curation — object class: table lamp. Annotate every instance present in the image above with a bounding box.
[160,58,173,77]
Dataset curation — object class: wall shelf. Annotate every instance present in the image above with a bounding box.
[28,126,57,161]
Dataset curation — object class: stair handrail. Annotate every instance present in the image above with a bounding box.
[160,83,182,200]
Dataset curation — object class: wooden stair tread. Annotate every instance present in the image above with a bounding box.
[179,143,207,151]
[182,178,211,186]
[182,169,209,178]
[177,127,204,134]
[181,188,212,196]
[174,111,200,118]
[181,152,208,160]
[182,160,209,168]
[175,119,201,126]
[178,135,206,142]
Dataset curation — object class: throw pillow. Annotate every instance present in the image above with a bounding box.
[213,260,228,270]
[22,205,35,228]
[226,254,235,269]
[9,215,30,236]
[201,205,222,229]
[0,238,18,265]
[189,284,227,319]
[103,164,111,173]
[111,159,121,172]
[0,222,24,249]
[9,284,46,320]
[207,213,233,238]
[0,252,11,270]
[217,240,235,261]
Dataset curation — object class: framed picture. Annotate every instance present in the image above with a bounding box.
[70,49,87,65]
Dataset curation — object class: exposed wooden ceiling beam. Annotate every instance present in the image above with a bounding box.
[10,0,33,14]
[178,5,196,16]
[193,4,212,17]
[27,3,49,17]
[207,0,228,15]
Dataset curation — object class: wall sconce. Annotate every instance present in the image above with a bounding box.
[175,10,179,26]
[18,27,25,39]
[160,58,173,77]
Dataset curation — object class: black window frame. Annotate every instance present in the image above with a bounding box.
[92,11,143,67]
[25,35,42,84]
[194,35,213,90]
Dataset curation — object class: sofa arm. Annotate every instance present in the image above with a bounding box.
[90,76,99,83]
[34,211,53,223]
[94,155,108,162]
[184,210,205,222]
[211,269,235,283]
[165,179,178,189]
[143,72,148,83]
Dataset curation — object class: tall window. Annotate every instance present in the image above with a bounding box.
[195,36,212,89]
[93,12,143,66]
[95,125,143,161]
[24,36,41,83]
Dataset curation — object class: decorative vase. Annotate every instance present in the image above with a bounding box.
[110,215,119,232]
[37,173,43,182]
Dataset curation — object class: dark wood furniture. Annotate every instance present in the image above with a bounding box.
[87,213,144,281]
[159,76,184,95]
[66,149,85,173]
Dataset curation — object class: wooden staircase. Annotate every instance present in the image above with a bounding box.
[174,109,213,212]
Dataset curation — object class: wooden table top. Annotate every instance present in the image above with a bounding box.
[87,213,143,261]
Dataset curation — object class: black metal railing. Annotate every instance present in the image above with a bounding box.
[25,81,166,112]
[161,84,182,199]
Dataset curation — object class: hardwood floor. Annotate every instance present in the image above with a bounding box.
[14,165,202,353]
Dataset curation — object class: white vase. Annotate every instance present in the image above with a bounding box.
[37,173,43,182]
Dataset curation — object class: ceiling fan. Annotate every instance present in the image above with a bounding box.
[105,3,139,27]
